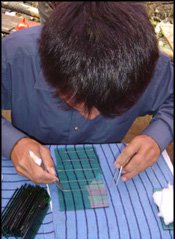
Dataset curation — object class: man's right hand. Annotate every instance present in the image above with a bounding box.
[11,137,58,184]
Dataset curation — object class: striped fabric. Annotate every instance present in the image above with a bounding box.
[2,143,173,239]
[49,144,173,239]
[54,146,109,210]
[2,160,56,239]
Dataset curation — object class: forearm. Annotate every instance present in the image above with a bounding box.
[142,119,173,153]
[2,117,28,159]
[141,95,173,152]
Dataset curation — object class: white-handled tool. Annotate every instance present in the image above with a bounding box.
[29,150,64,191]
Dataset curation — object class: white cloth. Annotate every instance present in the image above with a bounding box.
[153,184,174,225]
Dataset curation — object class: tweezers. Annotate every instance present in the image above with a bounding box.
[113,166,123,187]
[29,150,64,192]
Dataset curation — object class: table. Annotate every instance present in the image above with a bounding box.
[2,144,173,239]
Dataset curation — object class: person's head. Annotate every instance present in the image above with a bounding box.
[39,2,159,119]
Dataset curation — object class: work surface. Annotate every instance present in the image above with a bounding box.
[2,143,173,239]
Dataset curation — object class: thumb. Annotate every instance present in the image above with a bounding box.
[115,140,140,168]
[40,147,56,176]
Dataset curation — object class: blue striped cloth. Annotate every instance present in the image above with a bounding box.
[2,143,173,239]
[2,161,56,239]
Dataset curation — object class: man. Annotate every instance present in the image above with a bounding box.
[2,2,173,185]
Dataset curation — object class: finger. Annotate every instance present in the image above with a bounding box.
[32,165,58,184]
[120,153,148,181]
[17,150,57,183]
[39,147,57,176]
[121,170,139,181]
[121,169,127,174]
[14,150,33,175]
[122,153,143,173]
[121,151,156,181]
[21,155,58,184]
[123,145,158,173]
[115,142,141,168]
[34,168,58,184]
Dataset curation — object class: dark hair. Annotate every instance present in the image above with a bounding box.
[39,2,159,117]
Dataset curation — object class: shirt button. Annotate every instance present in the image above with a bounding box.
[74,126,79,131]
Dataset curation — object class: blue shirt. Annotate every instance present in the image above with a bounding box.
[2,26,174,158]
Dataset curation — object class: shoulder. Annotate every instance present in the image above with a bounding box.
[2,26,43,61]
[154,52,172,72]
[143,52,173,100]
[138,52,173,113]
[149,52,173,88]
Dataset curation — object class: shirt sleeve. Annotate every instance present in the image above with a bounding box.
[2,117,28,159]
[2,36,28,159]
[141,58,173,152]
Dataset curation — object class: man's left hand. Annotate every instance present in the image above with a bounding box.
[115,135,161,181]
